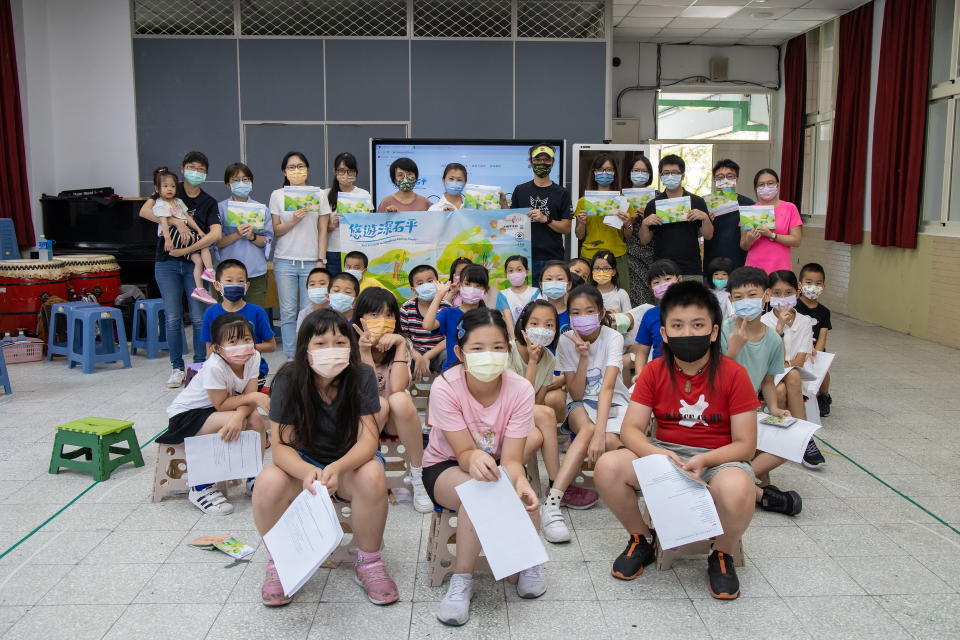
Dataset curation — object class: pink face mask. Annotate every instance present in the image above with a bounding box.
[652,280,675,300]
[756,185,779,201]
[506,271,527,286]
[308,347,350,378]
[220,343,255,365]
[460,285,485,304]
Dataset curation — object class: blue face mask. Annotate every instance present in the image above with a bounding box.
[732,297,763,321]
[661,174,682,190]
[594,171,615,186]
[630,170,650,186]
[712,278,728,291]
[183,169,206,186]
[444,181,465,196]
[230,181,252,198]
[329,293,354,313]
[541,281,568,300]
[307,287,328,305]
[345,269,364,282]
[219,283,246,302]
[416,282,437,301]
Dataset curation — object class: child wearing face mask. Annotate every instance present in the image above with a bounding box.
[496,255,541,337]
[328,272,359,321]
[295,267,331,334]
[558,285,633,469]
[352,288,432,513]
[630,259,683,382]
[705,257,735,320]
[794,263,833,416]
[161,313,269,515]
[400,265,451,378]
[342,251,385,292]
[721,267,805,514]
[511,300,600,544]
[538,261,573,334]
[567,258,591,285]
[444,257,472,307]
[253,309,398,608]
[590,249,632,313]
[199,259,276,389]
[429,163,468,211]
[422,307,546,626]
[595,281,760,600]
[423,264,490,371]
[217,162,273,307]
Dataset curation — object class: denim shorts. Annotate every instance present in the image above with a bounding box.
[297,449,386,469]
[649,438,755,484]
[562,399,627,435]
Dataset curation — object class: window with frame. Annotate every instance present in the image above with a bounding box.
[655,92,771,141]
[921,0,960,231]
[800,20,838,220]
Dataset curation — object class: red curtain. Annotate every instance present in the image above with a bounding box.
[779,35,806,206]
[824,2,873,244]
[0,0,34,248]
[870,0,932,248]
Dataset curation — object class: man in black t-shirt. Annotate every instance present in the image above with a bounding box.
[703,159,752,271]
[638,154,713,279]
[510,144,573,283]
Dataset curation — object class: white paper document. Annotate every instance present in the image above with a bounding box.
[183,431,263,486]
[455,467,548,580]
[756,412,822,463]
[632,454,723,550]
[773,365,818,386]
[603,215,624,229]
[800,351,835,395]
[263,482,344,597]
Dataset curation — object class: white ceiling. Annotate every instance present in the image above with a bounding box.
[613,0,870,45]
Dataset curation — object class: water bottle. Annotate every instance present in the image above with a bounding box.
[15,330,27,342]
[38,236,53,261]
[1,332,12,346]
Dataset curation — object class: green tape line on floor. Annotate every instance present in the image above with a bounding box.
[0,428,167,562]
[815,434,960,537]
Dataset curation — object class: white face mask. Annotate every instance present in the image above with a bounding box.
[801,284,823,299]
[308,347,350,378]
[525,327,555,347]
[463,351,509,382]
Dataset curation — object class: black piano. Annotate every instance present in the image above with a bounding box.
[41,193,160,298]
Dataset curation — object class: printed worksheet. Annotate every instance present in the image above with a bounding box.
[183,431,262,486]
[756,413,822,463]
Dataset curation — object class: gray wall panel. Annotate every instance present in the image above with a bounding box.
[239,39,325,121]
[133,39,241,182]
[242,124,326,195]
[325,40,410,122]
[410,41,513,138]
[326,124,408,192]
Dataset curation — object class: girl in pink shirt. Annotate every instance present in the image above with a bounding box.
[741,168,803,274]
[421,307,546,625]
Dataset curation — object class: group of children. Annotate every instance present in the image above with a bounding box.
[158,247,834,625]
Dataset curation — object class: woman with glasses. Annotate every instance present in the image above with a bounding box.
[324,152,372,275]
[574,152,633,295]
[740,168,802,274]
[216,162,273,306]
[269,151,327,359]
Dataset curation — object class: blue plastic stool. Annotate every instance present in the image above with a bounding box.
[47,302,100,360]
[67,307,132,373]
[130,298,189,358]
[0,347,11,394]
[0,218,18,260]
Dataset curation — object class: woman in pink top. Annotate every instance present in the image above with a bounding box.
[377,157,431,212]
[740,168,802,273]
[421,307,547,626]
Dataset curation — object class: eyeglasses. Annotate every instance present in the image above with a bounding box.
[335,169,357,177]
[756,181,778,188]
[286,164,307,171]
[715,173,737,181]
[594,267,614,273]
[661,171,682,177]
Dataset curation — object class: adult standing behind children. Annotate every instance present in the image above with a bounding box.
[324,152,372,275]
[270,151,328,359]
[511,144,573,283]
[624,153,657,305]
[638,154,713,281]
[574,152,633,295]
[703,159,752,272]
[216,162,272,307]
[741,168,802,273]
[378,157,431,212]
[139,150,223,388]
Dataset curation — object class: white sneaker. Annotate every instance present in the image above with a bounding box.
[166,368,185,388]
[540,502,571,543]
[517,563,547,599]
[189,486,234,515]
[409,468,433,513]
[437,573,473,626]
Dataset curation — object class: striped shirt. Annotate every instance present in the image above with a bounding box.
[400,298,451,354]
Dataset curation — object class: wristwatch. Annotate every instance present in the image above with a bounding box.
[318,258,327,264]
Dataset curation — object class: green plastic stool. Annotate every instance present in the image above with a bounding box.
[49,417,145,481]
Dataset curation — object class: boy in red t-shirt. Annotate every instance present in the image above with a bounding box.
[594,281,759,600]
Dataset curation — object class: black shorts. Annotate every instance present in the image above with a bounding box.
[156,407,217,444]
[422,460,460,507]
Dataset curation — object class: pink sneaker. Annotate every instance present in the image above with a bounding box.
[191,287,217,305]
[354,557,399,605]
[201,268,216,283]
[561,484,599,510]
[261,560,292,606]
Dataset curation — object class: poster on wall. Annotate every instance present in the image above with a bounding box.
[339,210,531,299]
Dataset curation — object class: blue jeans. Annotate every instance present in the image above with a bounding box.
[274,258,314,357]
[325,251,341,276]
[154,259,205,370]
[532,259,550,286]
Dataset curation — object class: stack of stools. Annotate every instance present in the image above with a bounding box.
[67,306,131,373]
[639,502,744,570]
[49,417,144,481]
[427,506,491,587]
[46,301,99,359]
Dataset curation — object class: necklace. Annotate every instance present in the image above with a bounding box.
[676,362,707,393]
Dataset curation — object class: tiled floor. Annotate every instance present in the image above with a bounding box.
[1,314,960,639]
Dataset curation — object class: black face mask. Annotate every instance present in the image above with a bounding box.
[667,334,712,363]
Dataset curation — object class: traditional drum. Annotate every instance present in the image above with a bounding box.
[54,254,122,304]
[0,260,69,334]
